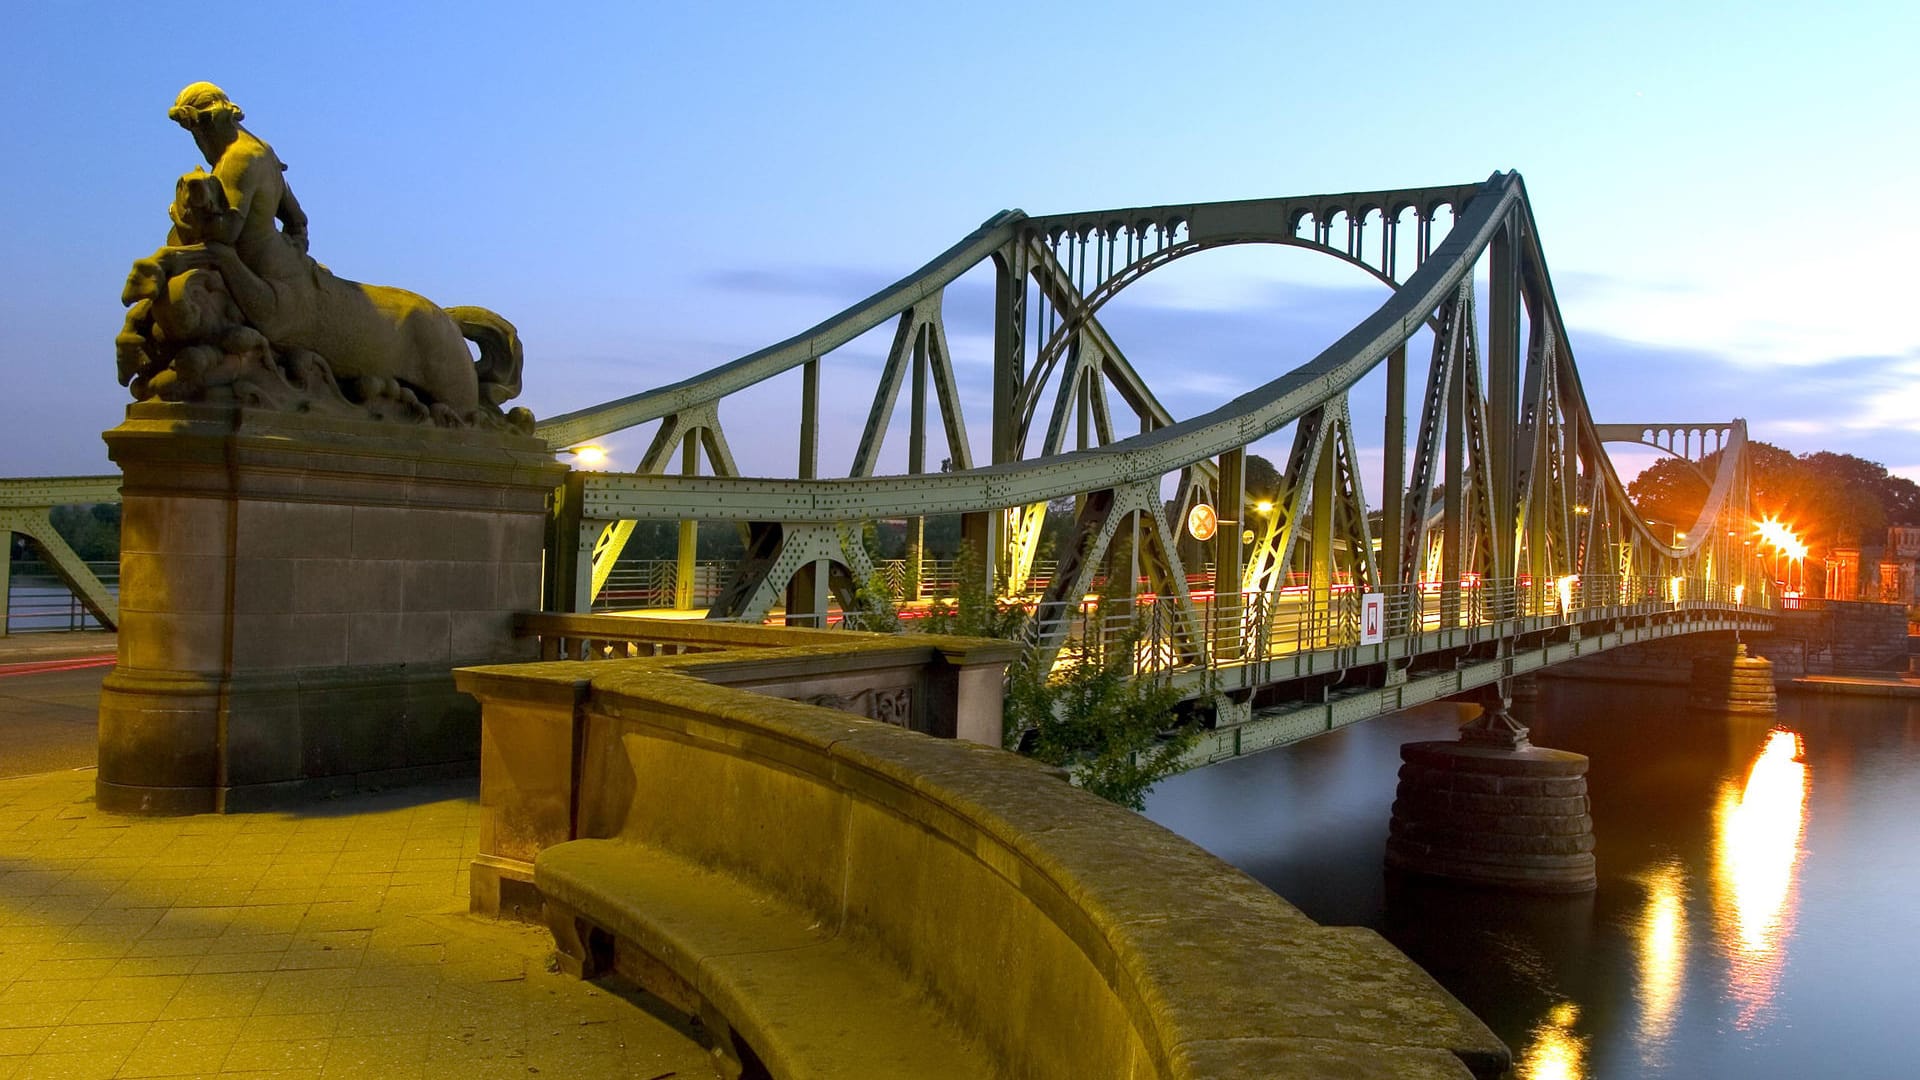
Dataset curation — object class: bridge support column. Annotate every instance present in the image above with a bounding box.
[784,560,829,629]
[1386,686,1597,893]
[97,404,564,814]
[1687,643,1776,714]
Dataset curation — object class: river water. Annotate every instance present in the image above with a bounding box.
[1144,679,1920,1079]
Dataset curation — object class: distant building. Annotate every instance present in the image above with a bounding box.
[1825,527,1920,604]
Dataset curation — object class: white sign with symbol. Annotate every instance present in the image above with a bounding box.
[1360,592,1385,645]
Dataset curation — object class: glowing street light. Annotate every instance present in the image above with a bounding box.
[1755,517,1808,595]
[567,444,609,469]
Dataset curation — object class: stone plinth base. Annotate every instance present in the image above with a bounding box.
[98,404,565,814]
[1387,740,1597,893]
[1688,644,1776,714]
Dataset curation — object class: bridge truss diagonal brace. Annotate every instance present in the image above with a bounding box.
[0,508,118,631]
[1030,480,1204,672]
[1015,236,1170,449]
[852,297,973,478]
[587,403,742,606]
[1243,395,1377,598]
[706,522,877,626]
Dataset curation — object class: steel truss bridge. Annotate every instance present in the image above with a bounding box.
[7,172,1774,759]
[529,171,1774,755]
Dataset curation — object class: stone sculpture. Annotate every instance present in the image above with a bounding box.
[116,83,532,432]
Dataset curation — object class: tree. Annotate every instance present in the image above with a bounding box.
[1626,458,1709,531]
[1244,454,1283,506]
[47,504,122,561]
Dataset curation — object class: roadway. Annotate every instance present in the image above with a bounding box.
[0,629,111,777]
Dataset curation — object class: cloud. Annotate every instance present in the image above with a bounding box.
[700,265,897,300]
[1554,262,1918,372]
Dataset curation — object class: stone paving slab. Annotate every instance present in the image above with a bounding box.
[0,769,710,1079]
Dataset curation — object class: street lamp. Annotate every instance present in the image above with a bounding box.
[566,445,609,469]
[1755,517,1807,598]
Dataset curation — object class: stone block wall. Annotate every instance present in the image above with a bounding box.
[99,403,564,813]
[1545,601,1910,685]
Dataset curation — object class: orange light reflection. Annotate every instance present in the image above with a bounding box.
[1634,859,1688,1067]
[1516,1001,1588,1080]
[1711,728,1808,1031]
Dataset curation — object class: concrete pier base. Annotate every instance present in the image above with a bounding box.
[1387,700,1597,893]
[1689,643,1777,714]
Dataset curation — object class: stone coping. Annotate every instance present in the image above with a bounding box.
[466,635,1022,703]
[514,610,1024,666]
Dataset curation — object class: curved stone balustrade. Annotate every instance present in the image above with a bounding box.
[459,650,1508,1078]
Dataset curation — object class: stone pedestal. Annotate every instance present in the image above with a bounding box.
[1688,643,1776,714]
[98,404,565,813]
[1387,740,1597,893]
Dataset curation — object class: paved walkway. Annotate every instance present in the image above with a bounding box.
[0,769,711,1080]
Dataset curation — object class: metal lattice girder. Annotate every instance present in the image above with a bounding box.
[0,476,122,508]
[850,296,973,478]
[538,181,1487,453]
[0,508,117,629]
[535,214,1024,451]
[0,476,122,632]
[1242,395,1376,598]
[1029,480,1203,671]
[588,402,741,604]
[572,177,1524,524]
[551,172,1754,632]
[706,522,876,624]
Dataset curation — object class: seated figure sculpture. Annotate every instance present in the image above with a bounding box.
[117,83,531,431]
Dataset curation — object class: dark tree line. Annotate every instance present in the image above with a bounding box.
[15,504,124,563]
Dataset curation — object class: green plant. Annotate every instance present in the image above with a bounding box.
[919,543,1030,640]
[1007,644,1195,811]
[847,570,903,633]
[911,539,1197,810]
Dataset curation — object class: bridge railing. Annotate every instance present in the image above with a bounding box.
[588,556,1057,614]
[4,557,119,634]
[1016,572,1769,678]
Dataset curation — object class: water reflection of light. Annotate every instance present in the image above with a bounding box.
[1517,1000,1588,1080]
[1635,859,1688,1065]
[1712,728,1809,1030]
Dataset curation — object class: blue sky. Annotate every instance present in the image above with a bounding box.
[3,1,1915,489]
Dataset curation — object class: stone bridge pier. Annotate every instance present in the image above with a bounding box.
[1387,682,1597,893]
